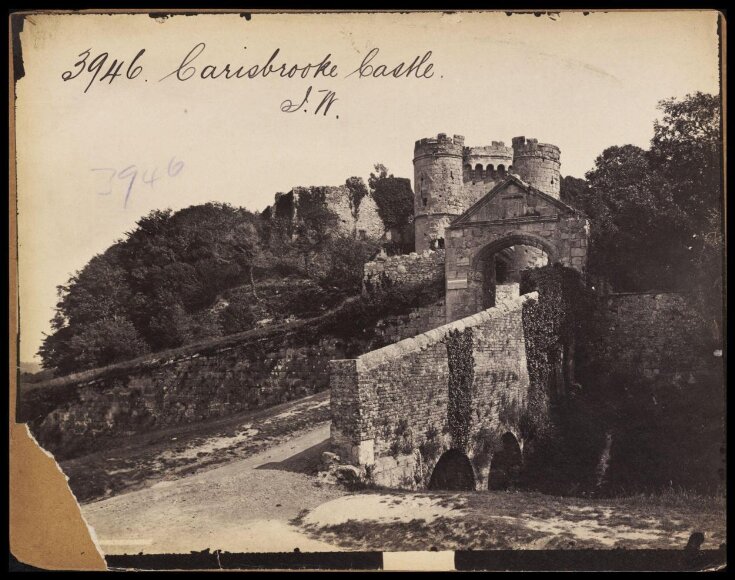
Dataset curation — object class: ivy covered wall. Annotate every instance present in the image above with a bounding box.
[330,292,535,490]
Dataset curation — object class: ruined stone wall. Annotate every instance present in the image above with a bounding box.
[277,185,387,239]
[291,185,353,236]
[330,292,536,490]
[587,292,717,383]
[363,249,445,290]
[354,194,385,239]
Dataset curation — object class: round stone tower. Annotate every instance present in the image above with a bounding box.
[413,133,465,253]
[511,136,561,198]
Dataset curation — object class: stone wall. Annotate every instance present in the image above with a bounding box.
[21,285,453,460]
[363,249,445,290]
[354,194,385,240]
[22,322,356,460]
[495,283,520,304]
[330,292,536,490]
[275,185,387,239]
[461,177,505,207]
[587,292,717,383]
[373,299,447,345]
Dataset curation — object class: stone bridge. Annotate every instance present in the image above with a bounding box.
[329,288,536,490]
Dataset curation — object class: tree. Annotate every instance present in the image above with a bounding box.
[368,163,390,191]
[39,203,266,372]
[649,92,723,339]
[291,187,340,277]
[39,315,149,376]
[345,176,369,220]
[559,175,590,209]
[368,163,414,230]
[573,92,722,300]
[321,235,381,293]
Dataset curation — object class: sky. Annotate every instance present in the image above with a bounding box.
[15,10,721,363]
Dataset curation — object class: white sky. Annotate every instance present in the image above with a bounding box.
[15,10,721,363]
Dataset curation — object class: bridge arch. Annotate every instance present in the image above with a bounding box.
[488,432,523,490]
[428,449,476,491]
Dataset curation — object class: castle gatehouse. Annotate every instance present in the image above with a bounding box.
[329,132,590,489]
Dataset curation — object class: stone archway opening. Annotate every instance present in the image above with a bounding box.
[488,432,523,490]
[478,241,550,309]
[428,449,476,491]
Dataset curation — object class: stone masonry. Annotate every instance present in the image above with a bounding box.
[413,133,565,252]
[586,292,718,384]
[330,292,536,490]
[363,249,445,290]
[444,176,589,321]
[276,185,385,240]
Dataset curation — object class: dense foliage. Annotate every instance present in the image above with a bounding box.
[344,176,369,218]
[445,328,475,451]
[520,265,592,442]
[560,92,722,322]
[327,276,445,356]
[39,192,382,374]
[519,264,724,496]
[369,164,414,230]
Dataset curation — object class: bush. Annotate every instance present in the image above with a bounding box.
[519,265,724,496]
[219,301,257,334]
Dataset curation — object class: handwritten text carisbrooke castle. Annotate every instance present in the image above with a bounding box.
[62,43,436,117]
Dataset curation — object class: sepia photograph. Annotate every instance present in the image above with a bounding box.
[9,9,725,571]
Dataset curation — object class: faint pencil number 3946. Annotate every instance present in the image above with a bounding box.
[92,157,185,208]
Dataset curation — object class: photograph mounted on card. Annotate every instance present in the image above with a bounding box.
[9,9,725,572]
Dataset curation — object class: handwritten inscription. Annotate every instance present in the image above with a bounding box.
[62,49,146,93]
[61,43,437,118]
[280,86,339,116]
[160,43,339,82]
[92,157,184,208]
[345,48,434,79]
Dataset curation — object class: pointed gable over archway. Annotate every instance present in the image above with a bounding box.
[452,175,581,227]
[444,175,590,322]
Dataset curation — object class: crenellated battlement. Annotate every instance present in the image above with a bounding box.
[414,133,465,159]
[413,131,563,247]
[463,144,514,160]
[511,136,561,162]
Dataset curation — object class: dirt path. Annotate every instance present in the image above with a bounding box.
[83,423,349,555]
[73,389,725,556]
[63,390,332,504]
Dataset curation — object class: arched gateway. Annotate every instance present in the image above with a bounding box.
[444,175,589,321]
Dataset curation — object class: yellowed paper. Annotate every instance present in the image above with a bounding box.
[10,9,725,571]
